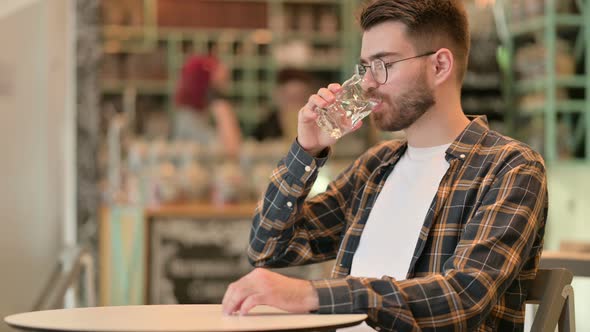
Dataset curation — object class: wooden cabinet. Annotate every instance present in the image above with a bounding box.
[100,203,332,305]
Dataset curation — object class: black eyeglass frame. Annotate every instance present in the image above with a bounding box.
[356,51,437,84]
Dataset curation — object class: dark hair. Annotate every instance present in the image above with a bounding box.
[276,68,314,86]
[360,0,470,82]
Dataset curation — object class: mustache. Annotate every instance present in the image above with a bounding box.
[367,93,387,102]
[364,90,386,100]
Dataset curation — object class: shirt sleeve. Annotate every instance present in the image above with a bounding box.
[311,159,548,331]
[247,139,359,268]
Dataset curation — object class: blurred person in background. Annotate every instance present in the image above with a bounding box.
[251,68,315,142]
[174,54,241,159]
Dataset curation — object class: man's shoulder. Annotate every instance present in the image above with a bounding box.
[478,128,546,171]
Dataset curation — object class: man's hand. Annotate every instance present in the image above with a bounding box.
[298,83,363,156]
[221,268,320,315]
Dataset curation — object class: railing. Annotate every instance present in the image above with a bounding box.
[33,246,96,311]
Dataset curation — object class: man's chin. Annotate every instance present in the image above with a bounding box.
[372,114,405,132]
[375,121,404,132]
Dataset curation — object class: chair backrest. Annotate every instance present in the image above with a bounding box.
[526,268,575,332]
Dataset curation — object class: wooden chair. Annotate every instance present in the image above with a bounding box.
[526,268,575,332]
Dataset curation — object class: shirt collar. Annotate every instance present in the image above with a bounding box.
[445,115,489,161]
[379,115,490,166]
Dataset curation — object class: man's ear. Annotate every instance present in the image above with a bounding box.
[431,48,454,86]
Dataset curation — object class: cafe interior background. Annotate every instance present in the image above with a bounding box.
[1,0,589,330]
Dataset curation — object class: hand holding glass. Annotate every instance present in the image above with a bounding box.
[315,74,380,139]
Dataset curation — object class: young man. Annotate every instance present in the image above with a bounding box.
[222,1,548,331]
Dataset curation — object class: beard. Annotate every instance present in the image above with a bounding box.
[371,67,436,132]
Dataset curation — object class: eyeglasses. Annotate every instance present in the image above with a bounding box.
[355,51,436,85]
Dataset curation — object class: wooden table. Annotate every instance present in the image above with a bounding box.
[541,250,590,277]
[4,304,367,332]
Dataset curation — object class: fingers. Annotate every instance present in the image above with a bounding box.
[304,94,331,113]
[301,84,340,113]
[222,282,252,315]
[299,102,318,124]
[239,294,265,315]
[221,283,238,315]
[316,88,335,104]
[300,95,327,124]
[300,85,339,124]
[327,83,341,93]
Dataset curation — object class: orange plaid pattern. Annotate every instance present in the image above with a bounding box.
[248,116,548,331]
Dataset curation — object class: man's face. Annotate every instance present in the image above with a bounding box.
[277,80,311,113]
[211,63,230,93]
[360,21,436,132]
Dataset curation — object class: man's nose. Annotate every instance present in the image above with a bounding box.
[360,72,379,92]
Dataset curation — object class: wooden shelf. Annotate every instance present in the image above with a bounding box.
[145,202,258,219]
[101,79,170,95]
[519,100,587,114]
[515,76,587,95]
[508,14,584,37]
[99,0,363,135]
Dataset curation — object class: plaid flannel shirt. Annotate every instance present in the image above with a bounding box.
[248,116,548,331]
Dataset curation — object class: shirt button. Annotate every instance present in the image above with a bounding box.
[375,327,381,331]
[286,202,293,208]
[304,166,312,172]
[460,154,466,159]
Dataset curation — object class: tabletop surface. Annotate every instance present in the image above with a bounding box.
[4,304,367,332]
[540,250,590,277]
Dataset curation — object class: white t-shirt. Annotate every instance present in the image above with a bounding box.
[340,142,451,332]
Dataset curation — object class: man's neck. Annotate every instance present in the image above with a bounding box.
[404,95,470,148]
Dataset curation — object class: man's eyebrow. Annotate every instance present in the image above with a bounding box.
[359,51,401,63]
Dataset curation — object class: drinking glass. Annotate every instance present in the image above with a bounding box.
[315,74,380,139]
